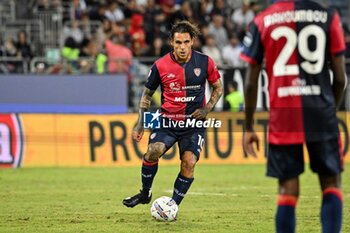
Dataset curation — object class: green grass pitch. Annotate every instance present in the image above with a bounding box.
[1,164,349,233]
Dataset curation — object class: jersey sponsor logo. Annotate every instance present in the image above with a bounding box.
[0,114,24,168]
[166,73,176,78]
[169,82,181,91]
[194,68,201,77]
[182,85,201,90]
[174,96,196,102]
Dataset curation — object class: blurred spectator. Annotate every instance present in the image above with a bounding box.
[144,37,169,57]
[211,0,232,21]
[110,21,127,41]
[208,14,228,50]
[202,34,223,67]
[105,34,133,74]
[61,37,79,61]
[231,0,255,30]
[105,1,125,23]
[72,0,88,20]
[3,38,21,73]
[0,35,5,57]
[129,13,147,56]
[123,0,142,20]
[63,20,84,44]
[192,0,211,26]
[222,33,243,67]
[192,37,203,52]
[88,3,108,22]
[168,0,193,26]
[96,17,113,50]
[143,0,168,44]
[225,80,244,112]
[226,0,243,10]
[96,50,108,74]
[4,39,19,57]
[198,24,209,46]
[15,31,33,60]
[159,0,176,31]
[37,0,57,11]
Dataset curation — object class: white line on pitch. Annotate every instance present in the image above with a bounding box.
[164,190,237,196]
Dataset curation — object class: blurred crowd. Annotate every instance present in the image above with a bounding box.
[0,0,268,74]
[0,0,350,75]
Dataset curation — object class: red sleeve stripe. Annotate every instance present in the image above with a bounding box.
[240,53,258,65]
[143,159,159,166]
[277,194,298,207]
[323,188,343,201]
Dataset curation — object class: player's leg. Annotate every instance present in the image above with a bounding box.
[123,130,176,208]
[141,142,166,194]
[267,144,304,233]
[172,129,204,205]
[319,175,342,233]
[307,138,343,233]
[276,178,299,233]
[172,151,197,205]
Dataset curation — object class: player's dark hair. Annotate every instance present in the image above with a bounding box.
[170,20,200,40]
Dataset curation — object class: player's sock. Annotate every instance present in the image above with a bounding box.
[141,158,158,194]
[275,194,297,233]
[321,187,342,233]
[172,173,194,205]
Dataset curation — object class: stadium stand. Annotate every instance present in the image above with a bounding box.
[0,0,349,111]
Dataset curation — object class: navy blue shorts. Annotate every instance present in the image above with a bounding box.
[267,137,343,180]
[148,127,206,159]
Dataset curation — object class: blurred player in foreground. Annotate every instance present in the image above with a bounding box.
[241,0,346,232]
[123,21,222,208]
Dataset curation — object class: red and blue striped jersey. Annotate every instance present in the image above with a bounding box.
[145,50,220,120]
[241,0,346,144]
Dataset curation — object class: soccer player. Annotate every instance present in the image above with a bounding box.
[123,21,223,208]
[241,1,346,233]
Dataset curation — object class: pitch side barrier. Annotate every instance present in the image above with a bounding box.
[0,74,128,113]
[0,112,349,168]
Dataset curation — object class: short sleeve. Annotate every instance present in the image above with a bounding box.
[240,21,264,65]
[207,57,221,84]
[145,64,161,90]
[329,11,346,56]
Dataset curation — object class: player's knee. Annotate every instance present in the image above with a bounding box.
[181,154,196,173]
[319,175,341,191]
[278,178,300,197]
[144,142,166,162]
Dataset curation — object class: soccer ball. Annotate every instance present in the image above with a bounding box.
[150,196,178,222]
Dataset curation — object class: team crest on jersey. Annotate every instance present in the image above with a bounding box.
[194,68,201,77]
[0,114,24,168]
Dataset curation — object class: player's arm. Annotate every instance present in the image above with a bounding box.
[243,63,261,157]
[330,55,347,108]
[191,79,223,119]
[133,87,156,142]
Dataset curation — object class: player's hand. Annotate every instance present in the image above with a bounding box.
[132,123,144,142]
[243,130,259,158]
[191,108,208,119]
